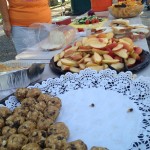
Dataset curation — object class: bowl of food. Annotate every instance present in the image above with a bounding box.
[108,1,144,18]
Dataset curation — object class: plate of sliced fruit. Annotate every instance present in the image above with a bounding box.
[50,32,150,74]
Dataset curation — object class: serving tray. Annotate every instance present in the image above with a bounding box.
[50,50,150,75]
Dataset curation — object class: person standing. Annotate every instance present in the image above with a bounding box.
[0,0,52,54]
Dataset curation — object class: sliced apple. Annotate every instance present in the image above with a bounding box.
[57,60,62,67]
[134,46,143,55]
[103,54,113,60]
[92,48,109,55]
[69,67,81,73]
[114,49,128,59]
[79,63,86,70]
[64,50,76,58]
[86,62,98,67]
[112,44,124,51]
[88,65,104,71]
[130,52,140,60]
[97,33,107,38]
[103,64,109,69]
[119,42,133,52]
[106,32,114,40]
[126,58,136,67]
[102,59,119,64]
[89,41,107,49]
[120,37,133,46]
[111,63,124,70]
[106,43,118,50]
[93,52,102,64]
[78,48,91,52]
[78,54,90,64]
[75,41,83,47]
[69,52,83,61]
[59,51,65,58]
[64,46,78,52]
[99,38,109,44]
[61,58,77,67]
[61,64,70,71]
[54,54,60,62]
[84,57,92,63]
[82,37,89,46]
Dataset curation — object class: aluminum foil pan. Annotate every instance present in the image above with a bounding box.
[0,60,45,91]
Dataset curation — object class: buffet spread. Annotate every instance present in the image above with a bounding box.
[0,0,150,149]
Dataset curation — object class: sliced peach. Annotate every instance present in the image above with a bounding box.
[111,63,124,70]
[93,52,102,64]
[126,58,136,67]
[114,49,128,59]
[61,58,77,67]
[112,44,124,51]
[103,54,113,60]
[102,59,119,64]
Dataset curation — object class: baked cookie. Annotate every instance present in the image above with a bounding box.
[47,122,69,139]
[37,117,53,131]
[29,129,47,148]
[90,146,109,150]
[66,140,87,150]
[21,97,37,108]
[0,117,4,128]
[18,121,36,136]
[13,107,29,117]
[0,136,7,147]
[34,101,47,113]
[0,107,12,118]
[6,115,25,128]
[27,110,43,123]
[21,143,41,150]
[2,126,17,137]
[37,93,52,104]
[47,97,62,109]
[44,106,59,121]
[26,88,41,99]
[7,134,28,150]
[45,134,67,149]
[15,88,29,102]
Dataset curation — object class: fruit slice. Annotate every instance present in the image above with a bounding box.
[89,41,107,49]
[103,54,113,60]
[54,54,60,62]
[112,44,124,51]
[114,49,128,59]
[134,47,143,55]
[102,59,119,64]
[86,62,98,67]
[126,58,136,67]
[57,60,62,67]
[111,63,124,70]
[70,67,81,73]
[61,58,77,66]
[79,63,86,70]
[61,64,70,71]
[93,52,102,64]
[92,48,109,55]
[69,52,83,61]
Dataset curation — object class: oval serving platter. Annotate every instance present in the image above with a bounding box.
[50,50,150,75]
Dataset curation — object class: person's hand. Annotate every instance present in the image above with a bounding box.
[3,21,11,37]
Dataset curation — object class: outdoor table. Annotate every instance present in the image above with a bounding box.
[0,12,150,102]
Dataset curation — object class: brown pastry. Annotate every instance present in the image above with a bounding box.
[26,88,41,99]
[37,117,53,131]
[37,93,52,104]
[21,143,41,150]
[0,107,12,118]
[91,146,109,150]
[45,134,67,149]
[0,117,5,128]
[7,134,28,150]
[47,97,62,109]
[29,129,47,148]
[18,121,36,136]
[44,106,59,121]
[66,140,87,150]
[21,97,37,108]
[13,107,29,117]
[47,122,69,139]
[15,88,29,102]
[34,101,47,113]
[6,115,25,128]
[2,126,17,137]
[27,110,43,123]
[0,136,7,147]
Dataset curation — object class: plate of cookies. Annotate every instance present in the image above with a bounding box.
[1,69,150,149]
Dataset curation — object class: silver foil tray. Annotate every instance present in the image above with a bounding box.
[0,60,46,91]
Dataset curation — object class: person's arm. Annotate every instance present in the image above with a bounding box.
[0,0,11,37]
